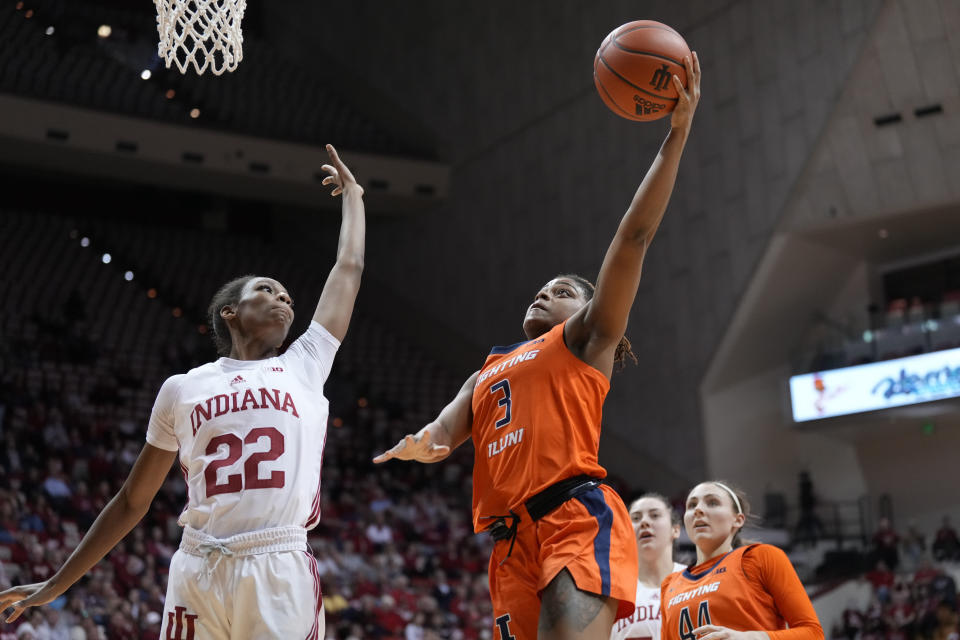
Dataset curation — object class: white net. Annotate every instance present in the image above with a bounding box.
[155,0,247,76]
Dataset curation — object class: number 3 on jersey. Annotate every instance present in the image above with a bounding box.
[679,601,712,640]
[489,379,512,429]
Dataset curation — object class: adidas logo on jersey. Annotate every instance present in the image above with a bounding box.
[229,375,245,385]
[268,367,283,372]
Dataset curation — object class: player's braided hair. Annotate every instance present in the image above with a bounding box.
[556,273,638,370]
[207,274,257,357]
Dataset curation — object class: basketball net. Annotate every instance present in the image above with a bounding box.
[155,0,246,76]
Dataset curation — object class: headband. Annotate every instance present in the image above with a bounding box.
[713,482,743,515]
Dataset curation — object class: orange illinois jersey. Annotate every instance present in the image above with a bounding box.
[661,545,823,640]
[470,320,610,532]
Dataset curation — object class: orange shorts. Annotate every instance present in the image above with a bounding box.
[487,484,638,640]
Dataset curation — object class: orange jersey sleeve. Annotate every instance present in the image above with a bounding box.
[742,545,823,640]
[470,321,610,532]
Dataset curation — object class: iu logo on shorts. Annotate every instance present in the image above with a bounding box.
[166,606,198,640]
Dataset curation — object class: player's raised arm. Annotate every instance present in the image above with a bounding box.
[0,443,176,622]
[373,371,479,464]
[312,144,365,342]
[566,52,700,369]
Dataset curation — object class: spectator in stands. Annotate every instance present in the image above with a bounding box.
[68,483,94,532]
[0,498,18,546]
[41,460,71,508]
[373,593,405,635]
[312,542,342,579]
[796,471,823,547]
[885,579,916,640]
[903,519,927,570]
[865,560,895,604]
[143,527,172,566]
[930,572,958,608]
[431,569,453,611]
[364,511,393,551]
[41,410,70,451]
[43,609,71,640]
[13,622,35,639]
[405,611,427,640]
[368,486,393,514]
[932,600,959,640]
[872,517,901,570]
[918,581,943,640]
[860,599,886,640]
[840,600,863,640]
[934,517,960,562]
[0,434,22,478]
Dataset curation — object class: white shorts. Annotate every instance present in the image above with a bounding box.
[160,526,324,640]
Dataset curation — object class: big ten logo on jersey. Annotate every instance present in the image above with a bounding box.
[487,379,524,458]
[166,606,198,640]
[495,614,516,640]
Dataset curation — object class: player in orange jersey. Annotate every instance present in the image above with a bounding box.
[661,482,823,640]
[375,54,700,640]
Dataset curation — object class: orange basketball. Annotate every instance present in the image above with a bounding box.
[594,20,691,121]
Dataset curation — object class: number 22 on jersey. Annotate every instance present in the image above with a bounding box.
[205,426,285,497]
[679,601,712,640]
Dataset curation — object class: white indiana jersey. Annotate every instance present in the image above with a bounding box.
[611,562,686,640]
[146,321,339,538]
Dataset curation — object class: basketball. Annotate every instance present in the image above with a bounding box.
[594,20,691,121]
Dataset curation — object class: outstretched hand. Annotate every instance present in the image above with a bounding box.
[694,625,764,640]
[0,582,59,623]
[670,51,701,131]
[320,144,363,197]
[373,429,451,464]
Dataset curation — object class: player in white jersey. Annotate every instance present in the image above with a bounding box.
[611,494,686,640]
[0,144,364,639]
